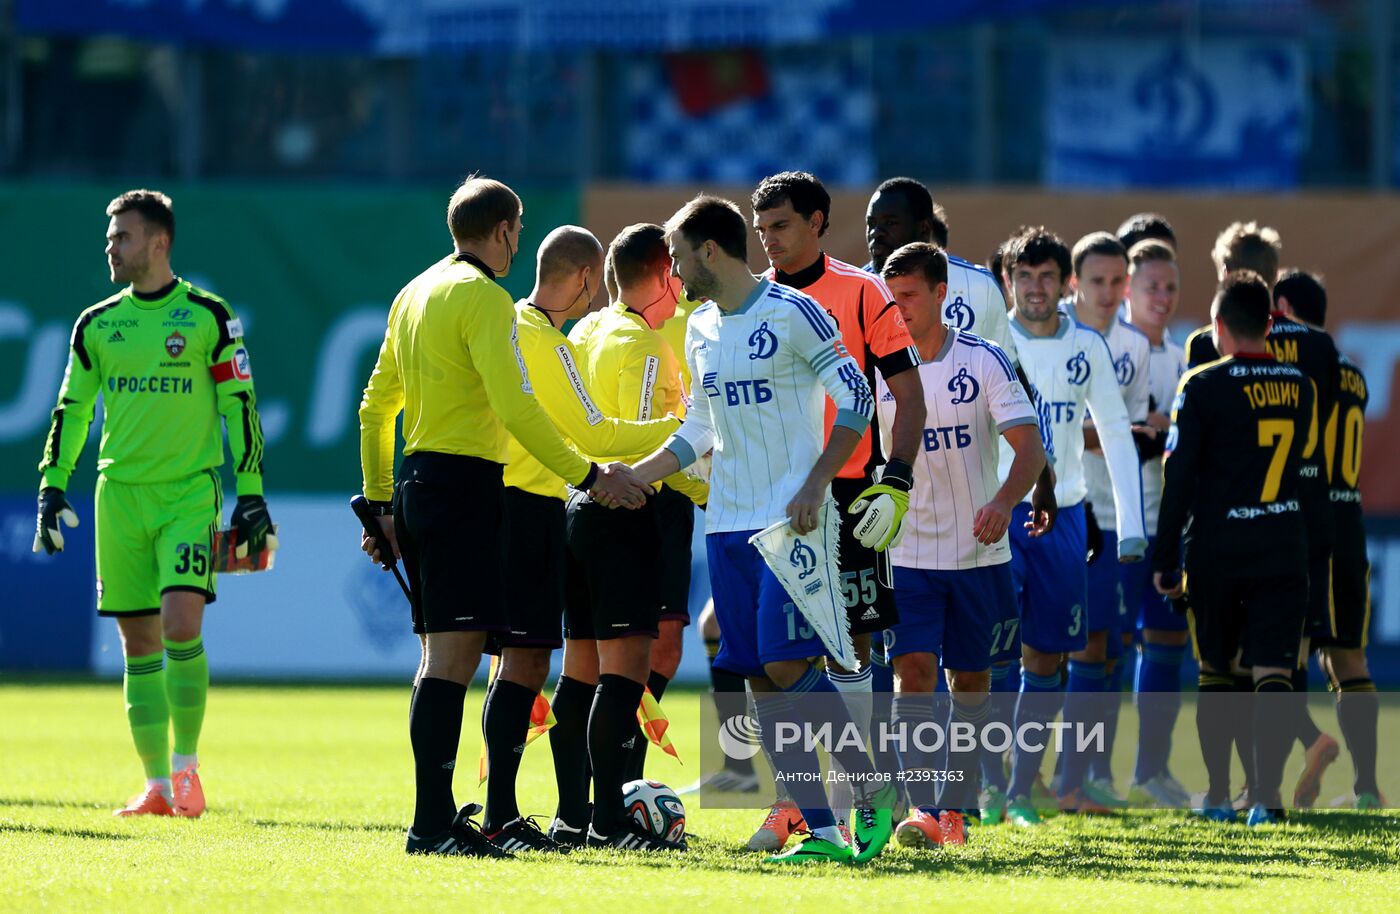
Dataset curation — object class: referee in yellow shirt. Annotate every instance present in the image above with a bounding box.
[478,224,682,850]
[358,178,647,858]
[565,223,708,849]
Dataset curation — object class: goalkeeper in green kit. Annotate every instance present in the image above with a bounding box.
[34,190,275,818]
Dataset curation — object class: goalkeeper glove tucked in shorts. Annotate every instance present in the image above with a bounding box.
[33,487,79,554]
[849,459,914,552]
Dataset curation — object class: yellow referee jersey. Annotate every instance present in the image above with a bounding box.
[658,294,697,395]
[359,253,591,502]
[504,301,680,500]
[569,301,707,503]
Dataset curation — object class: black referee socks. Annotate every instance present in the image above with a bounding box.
[482,678,540,832]
[622,671,670,783]
[549,675,595,829]
[409,677,467,837]
[589,674,647,835]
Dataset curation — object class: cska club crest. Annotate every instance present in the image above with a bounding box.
[165,331,186,358]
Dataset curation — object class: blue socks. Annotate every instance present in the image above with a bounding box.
[1058,660,1107,797]
[1088,661,1122,783]
[1009,669,1063,799]
[891,694,938,809]
[981,662,1018,792]
[1133,643,1186,784]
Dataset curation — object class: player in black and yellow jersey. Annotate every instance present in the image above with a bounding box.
[1274,270,1383,809]
[358,178,649,858]
[563,223,707,850]
[1185,222,1342,800]
[1156,271,1318,826]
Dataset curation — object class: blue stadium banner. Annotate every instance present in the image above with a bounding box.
[18,0,1115,53]
[1047,39,1307,190]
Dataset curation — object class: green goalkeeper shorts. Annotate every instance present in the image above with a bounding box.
[94,469,223,615]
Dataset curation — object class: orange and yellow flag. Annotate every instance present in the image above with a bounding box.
[637,688,682,764]
[477,656,558,785]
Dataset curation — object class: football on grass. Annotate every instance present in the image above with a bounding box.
[622,779,686,844]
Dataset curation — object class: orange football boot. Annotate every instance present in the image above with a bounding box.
[172,764,206,818]
[746,801,807,852]
[114,785,174,817]
[894,807,944,849]
[938,810,968,845]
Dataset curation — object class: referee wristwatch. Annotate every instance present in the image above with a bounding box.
[364,499,393,517]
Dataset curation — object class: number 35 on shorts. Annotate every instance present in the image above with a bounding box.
[174,542,210,577]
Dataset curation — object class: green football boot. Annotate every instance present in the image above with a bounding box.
[765,835,855,865]
[1007,795,1043,827]
[851,782,897,863]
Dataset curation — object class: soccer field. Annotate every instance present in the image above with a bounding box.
[3,683,1398,914]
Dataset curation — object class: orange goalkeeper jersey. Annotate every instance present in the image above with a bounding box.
[768,252,919,479]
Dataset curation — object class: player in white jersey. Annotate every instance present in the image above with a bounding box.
[996,227,1146,826]
[864,178,1018,361]
[873,243,1047,848]
[1122,239,1193,807]
[1058,232,1153,808]
[630,196,895,866]
[863,180,1057,785]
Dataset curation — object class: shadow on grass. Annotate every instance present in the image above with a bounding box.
[567,813,1400,881]
[0,822,133,841]
[0,796,106,811]
[248,818,404,833]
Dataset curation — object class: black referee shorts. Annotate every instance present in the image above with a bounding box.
[654,485,696,626]
[395,451,508,637]
[485,487,566,654]
[564,490,661,641]
[1186,568,1307,672]
[832,476,899,637]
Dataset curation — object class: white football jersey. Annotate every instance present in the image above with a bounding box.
[942,255,1019,366]
[868,254,1018,364]
[998,313,1147,556]
[876,328,1037,570]
[665,279,873,534]
[1137,328,1186,533]
[1065,305,1151,532]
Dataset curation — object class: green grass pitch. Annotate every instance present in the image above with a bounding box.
[3,682,1399,913]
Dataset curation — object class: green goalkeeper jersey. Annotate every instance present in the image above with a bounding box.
[38,277,266,496]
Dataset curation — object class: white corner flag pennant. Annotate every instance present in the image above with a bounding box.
[748,498,855,670]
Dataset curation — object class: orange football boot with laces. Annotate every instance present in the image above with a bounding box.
[172,764,206,818]
[746,801,807,852]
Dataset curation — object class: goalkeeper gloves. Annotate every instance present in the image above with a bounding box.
[231,494,278,559]
[849,459,914,552]
[33,487,79,554]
